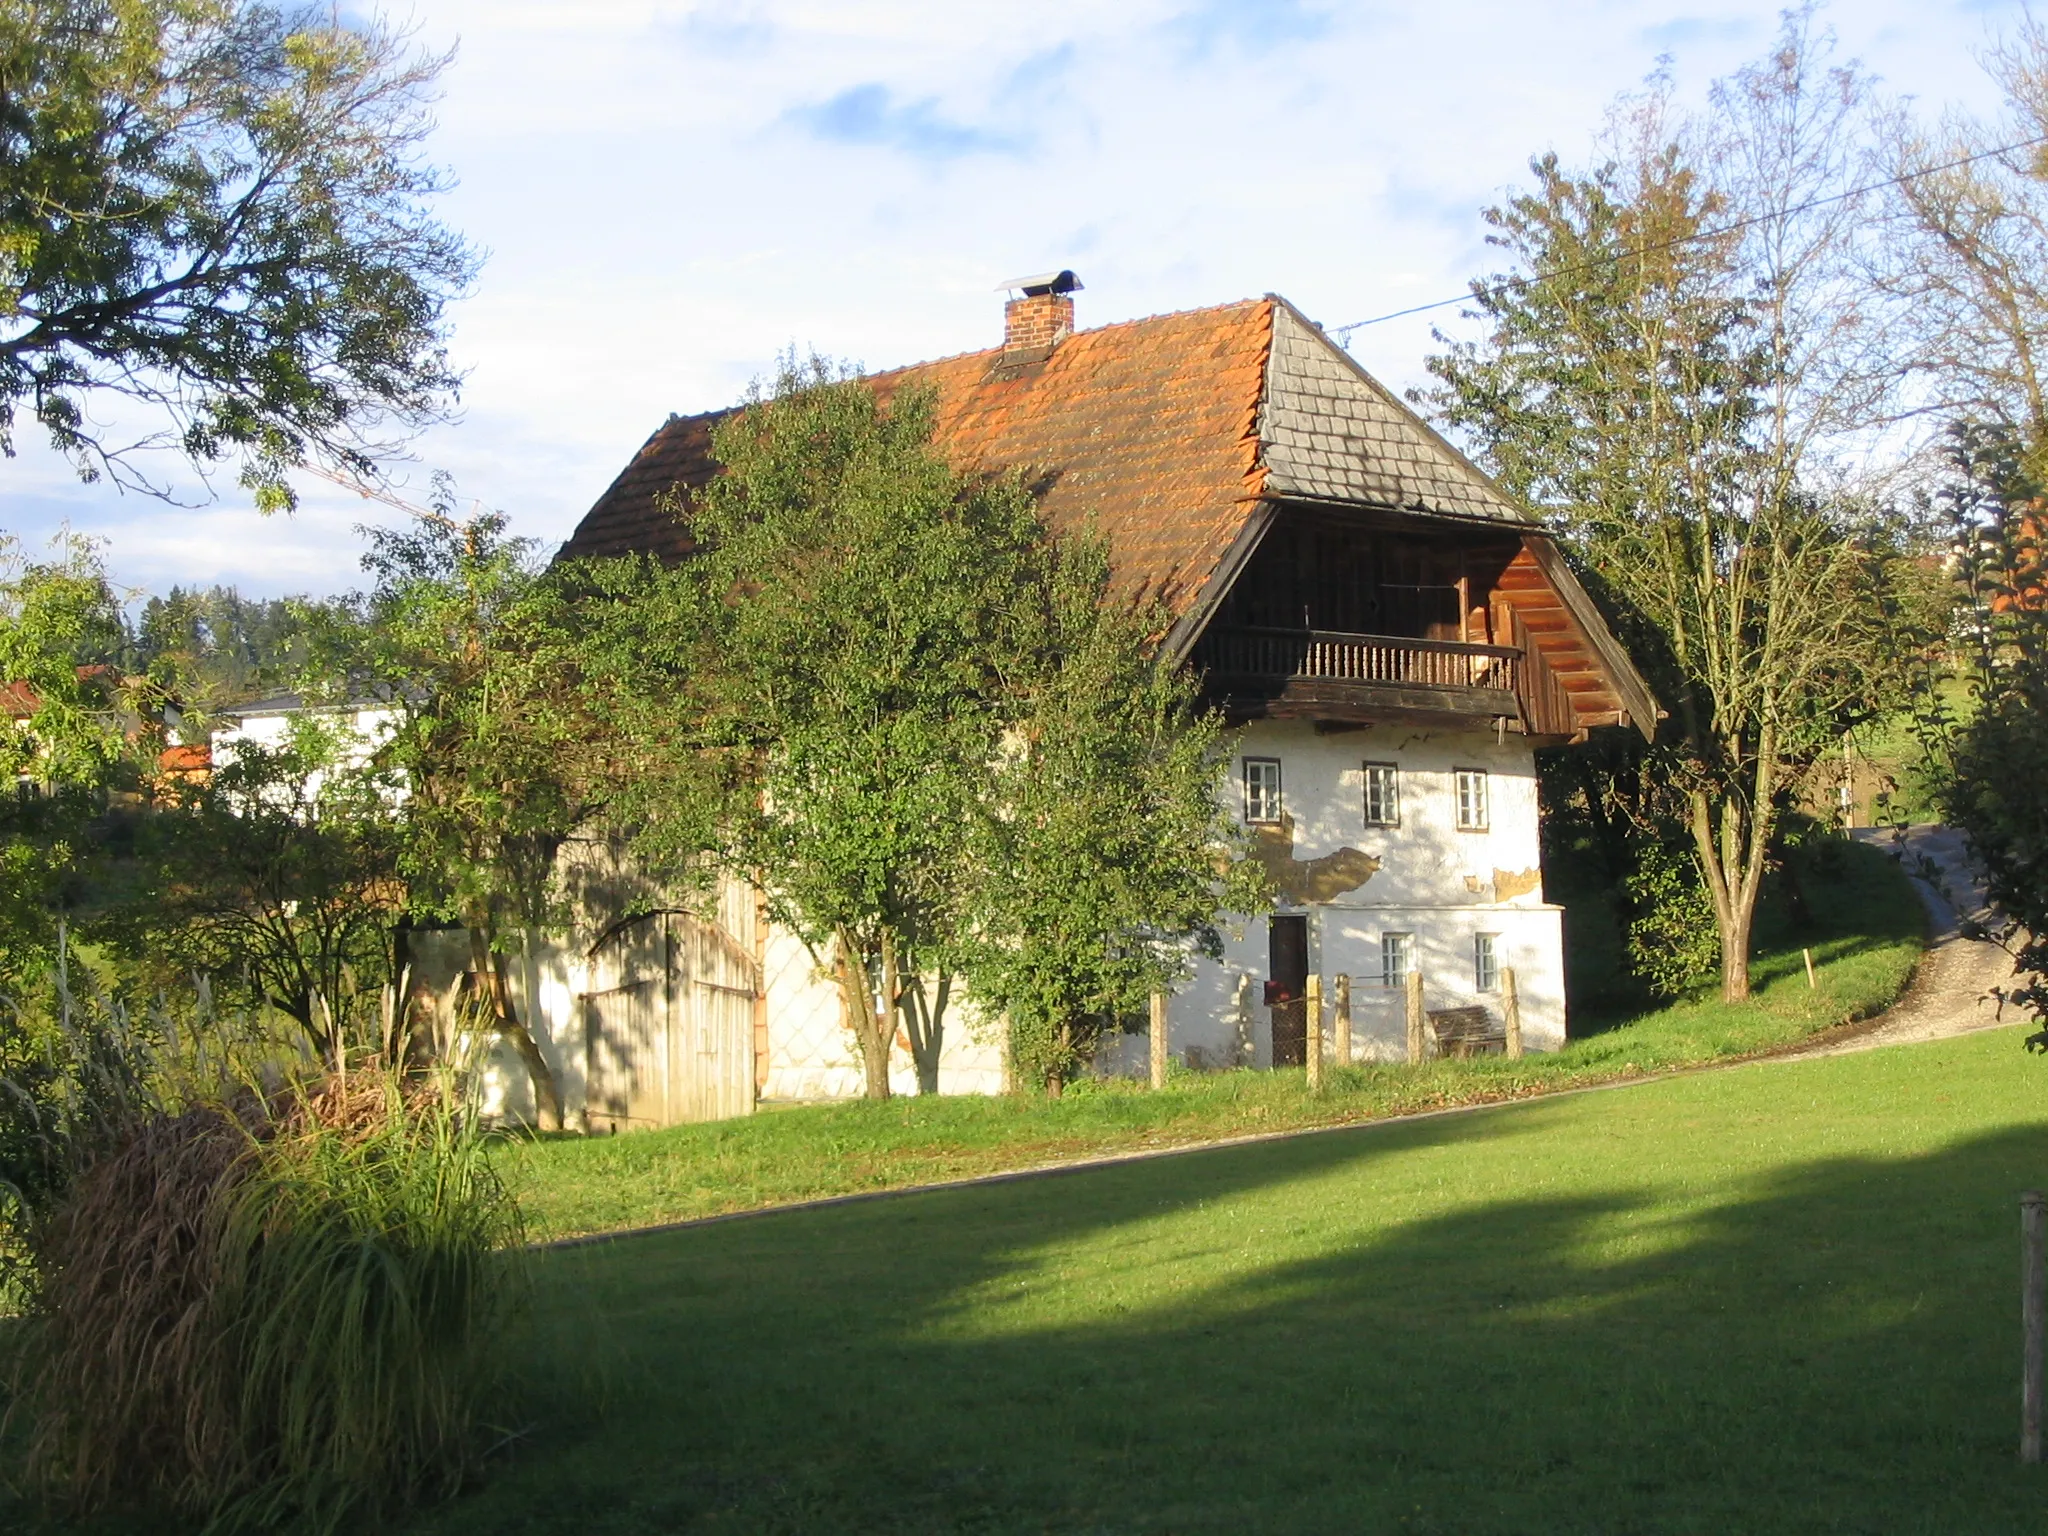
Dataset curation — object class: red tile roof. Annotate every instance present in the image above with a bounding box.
[560,299,1276,628]
[157,742,211,776]
[0,679,39,719]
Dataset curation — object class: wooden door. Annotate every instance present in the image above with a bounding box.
[584,916,669,1133]
[670,917,757,1123]
[584,909,759,1132]
[1268,914,1308,1067]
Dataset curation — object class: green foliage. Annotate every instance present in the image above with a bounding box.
[134,585,340,714]
[663,360,1051,1097]
[311,492,636,1124]
[1622,839,1721,999]
[625,359,1261,1099]
[0,534,149,991]
[120,715,404,1058]
[0,0,476,507]
[0,532,136,788]
[965,531,1268,1091]
[1915,424,2048,1045]
[343,497,585,937]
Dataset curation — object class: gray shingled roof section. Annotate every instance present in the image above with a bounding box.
[1258,301,1528,523]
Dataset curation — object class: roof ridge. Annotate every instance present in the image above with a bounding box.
[862,295,1272,384]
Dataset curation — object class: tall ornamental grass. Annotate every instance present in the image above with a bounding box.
[3,978,526,1533]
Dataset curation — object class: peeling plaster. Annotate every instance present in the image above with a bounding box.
[1252,815,1382,901]
[1465,867,1542,902]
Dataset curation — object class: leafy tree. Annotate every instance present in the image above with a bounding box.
[626,363,1266,1100]
[0,533,141,986]
[631,362,1045,1100]
[1424,31,1920,1002]
[1915,426,2048,1045]
[962,531,1268,1096]
[0,0,475,507]
[133,584,336,711]
[124,713,402,1059]
[329,498,618,1127]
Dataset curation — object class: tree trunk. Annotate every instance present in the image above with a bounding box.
[902,969,950,1096]
[1689,741,1779,1005]
[1044,1018,1073,1100]
[469,922,564,1131]
[831,926,892,1101]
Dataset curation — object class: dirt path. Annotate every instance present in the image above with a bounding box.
[1777,825,2017,1059]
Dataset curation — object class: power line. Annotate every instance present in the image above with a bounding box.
[1327,133,2048,340]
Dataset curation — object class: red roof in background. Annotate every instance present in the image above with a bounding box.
[157,742,211,775]
[559,299,1276,628]
[0,679,39,719]
[1,665,127,720]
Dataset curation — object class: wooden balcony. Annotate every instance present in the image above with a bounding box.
[1193,626,1579,736]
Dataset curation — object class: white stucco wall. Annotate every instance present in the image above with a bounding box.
[321,718,1571,1125]
[758,925,1006,1100]
[210,701,404,811]
[1163,719,1567,1069]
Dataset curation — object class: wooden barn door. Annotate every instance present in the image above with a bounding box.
[583,915,670,1133]
[584,909,758,1132]
[671,917,757,1123]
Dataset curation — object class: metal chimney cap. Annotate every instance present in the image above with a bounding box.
[996,269,1082,297]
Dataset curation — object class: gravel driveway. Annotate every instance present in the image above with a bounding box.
[1779,824,2020,1058]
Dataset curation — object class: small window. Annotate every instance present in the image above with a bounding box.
[1362,761,1400,827]
[1474,933,1500,993]
[1380,931,1413,989]
[1455,768,1489,831]
[1243,757,1283,824]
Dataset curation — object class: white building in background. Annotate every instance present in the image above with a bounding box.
[208,279,1656,1129]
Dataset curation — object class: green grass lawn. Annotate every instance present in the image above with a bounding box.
[502,840,1925,1241]
[418,1027,2048,1534]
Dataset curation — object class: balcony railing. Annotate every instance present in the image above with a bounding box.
[1194,627,1523,696]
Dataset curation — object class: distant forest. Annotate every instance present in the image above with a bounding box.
[130,586,343,716]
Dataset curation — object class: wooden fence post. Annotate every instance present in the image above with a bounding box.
[1149,990,1168,1091]
[1305,973,1323,1092]
[1405,968,1425,1065]
[2026,1190,2045,1463]
[1502,967,1523,1060]
[1333,974,1351,1068]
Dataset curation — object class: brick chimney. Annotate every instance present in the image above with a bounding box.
[998,269,1081,361]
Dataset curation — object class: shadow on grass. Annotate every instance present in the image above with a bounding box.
[410,1084,2048,1536]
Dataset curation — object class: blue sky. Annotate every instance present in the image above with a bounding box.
[6,0,2033,600]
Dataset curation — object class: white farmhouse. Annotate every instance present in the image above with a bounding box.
[536,275,1657,1124]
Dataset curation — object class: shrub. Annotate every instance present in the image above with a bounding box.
[3,986,525,1533]
[1624,841,1722,999]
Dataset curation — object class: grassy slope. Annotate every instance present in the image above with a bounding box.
[503,840,1924,1241]
[423,1027,2048,1535]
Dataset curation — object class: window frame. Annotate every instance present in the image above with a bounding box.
[1380,931,1413,990]
[1454,767,1490,832]
[1361,760,1400,828]
[1242,756,1283,826]
[1474,932,1500,994]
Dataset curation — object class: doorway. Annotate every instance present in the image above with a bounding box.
[1268,914,1308,1067]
